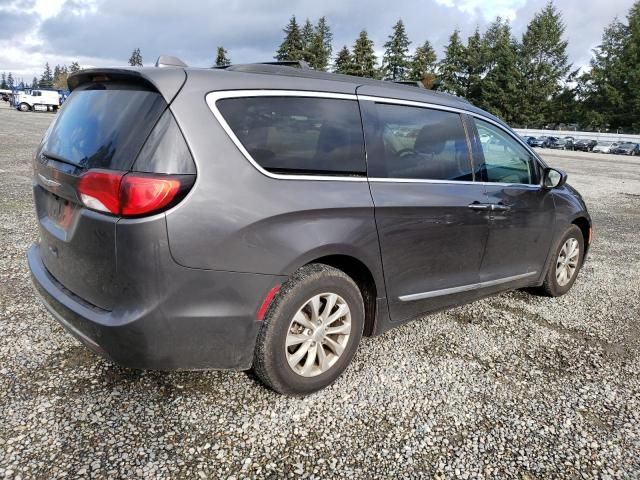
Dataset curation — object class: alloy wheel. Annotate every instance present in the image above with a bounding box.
[556,238,580,286]
[285,293,352,377]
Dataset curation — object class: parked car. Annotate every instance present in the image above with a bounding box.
[573,139,597,152]
[529,136,550,148]
[592,141,619,154]
[610,142,640,155]
[548,138,573,150]
[27,59,592,395]
[520,135,537,146]
[563,137,576,150]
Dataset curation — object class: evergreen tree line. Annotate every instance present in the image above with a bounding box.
[268,3,640,132]
[1,61,81,91]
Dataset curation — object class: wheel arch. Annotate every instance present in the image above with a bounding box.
[302,253,380,337]
[571,216,591,259]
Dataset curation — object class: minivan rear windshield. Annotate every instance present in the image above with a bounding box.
[41,83,166,170]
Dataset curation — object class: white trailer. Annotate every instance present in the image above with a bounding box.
[15,89,60,113]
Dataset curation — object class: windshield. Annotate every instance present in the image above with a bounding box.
[41,83,166,170]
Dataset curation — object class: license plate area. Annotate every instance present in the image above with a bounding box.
[45,193,76,231]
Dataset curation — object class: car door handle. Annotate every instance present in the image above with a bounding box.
[491,203,511,212]
[468,202,492,211]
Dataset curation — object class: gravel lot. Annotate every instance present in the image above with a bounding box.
[1,102,639,479]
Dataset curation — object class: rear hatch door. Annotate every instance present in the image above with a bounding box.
[33,79,169,310]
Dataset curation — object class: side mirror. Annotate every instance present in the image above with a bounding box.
[543,167,567,189]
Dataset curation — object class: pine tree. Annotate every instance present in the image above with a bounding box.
[579,19,627,130]
[275,16,305,61]
[7,72,14,89]
[39,63,53,88]
[301,19,316,64]
[438,30,467,97]
[480,18,521,123]
[69,62,81,74]
[215,46,231,67]
[351,30,378,78]
[619,2,640,130]
[0,73,6,90]
[409,40,437,82]
[518,2,570,127]
[53,65,69,89]
[309,17,333,70]
[31,77,38,89]
[381,19,411,80]
[464,27,486,103]
[334,45,353,74]
[128,48,143,66]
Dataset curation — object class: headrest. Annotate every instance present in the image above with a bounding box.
[414,124,449,155]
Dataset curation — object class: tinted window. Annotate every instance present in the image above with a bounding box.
[217,97,366,175]
[366,103,473,180]
[133,109,196,174]
[41,83,166,170]
[474,119,538,184]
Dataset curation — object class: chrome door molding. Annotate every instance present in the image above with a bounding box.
[398,271,538,302]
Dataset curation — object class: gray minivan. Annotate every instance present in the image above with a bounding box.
[28,59,592,395]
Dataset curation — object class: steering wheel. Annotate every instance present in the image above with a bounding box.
[396,148,417,158]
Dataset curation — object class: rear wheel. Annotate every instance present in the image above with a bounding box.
[252,263,364,395]
[538,225,584,297]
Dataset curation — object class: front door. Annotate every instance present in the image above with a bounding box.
[360,99,490,323]
[470,118,555,287]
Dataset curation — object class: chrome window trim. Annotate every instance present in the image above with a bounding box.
[368,177,541,189]
[398,271,538,302]
[357,94,547,185]
[205,89,546,185]
[205,90,366,182]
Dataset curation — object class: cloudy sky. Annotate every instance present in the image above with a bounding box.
[0,0,636,82]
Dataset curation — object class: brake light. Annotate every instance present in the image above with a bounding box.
[120,175,181,216]
[77,170,124,214]
[77,170,190,217]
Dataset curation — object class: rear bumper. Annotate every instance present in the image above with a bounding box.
[28,243,285,370]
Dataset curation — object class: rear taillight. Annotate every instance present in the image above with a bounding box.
[77,170,193,217]
[120,175,181,216]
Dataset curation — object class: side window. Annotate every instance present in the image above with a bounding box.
[216,97,366,176]
[367,103,473,181]
[474,119,538,184]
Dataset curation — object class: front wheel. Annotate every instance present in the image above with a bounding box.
[252,264,364,395]
[538,225,585,297]
[19,103,30,112]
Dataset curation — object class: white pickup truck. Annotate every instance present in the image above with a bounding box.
[15,89,60,113]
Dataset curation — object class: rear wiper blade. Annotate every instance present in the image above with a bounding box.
[42,151,82,168]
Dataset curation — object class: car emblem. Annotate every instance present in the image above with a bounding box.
[38,173,62,188]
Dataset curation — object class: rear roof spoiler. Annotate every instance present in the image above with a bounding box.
[67,67,186,104]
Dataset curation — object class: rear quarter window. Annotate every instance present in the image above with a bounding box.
[41,83,166,170]
[216,96,366,176]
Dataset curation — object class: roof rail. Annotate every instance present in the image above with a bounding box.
[259,61,311,69]
[214,60,311,70]
[155,55,188,68]
[390,80,426,89]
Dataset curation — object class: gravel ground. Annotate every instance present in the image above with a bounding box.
[0,102,639,479]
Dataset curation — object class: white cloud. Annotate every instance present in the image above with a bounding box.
[435,0,527,21]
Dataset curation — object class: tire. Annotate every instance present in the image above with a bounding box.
[538,225,584,297]
[252,263,364,395]
[19,103,30,112]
